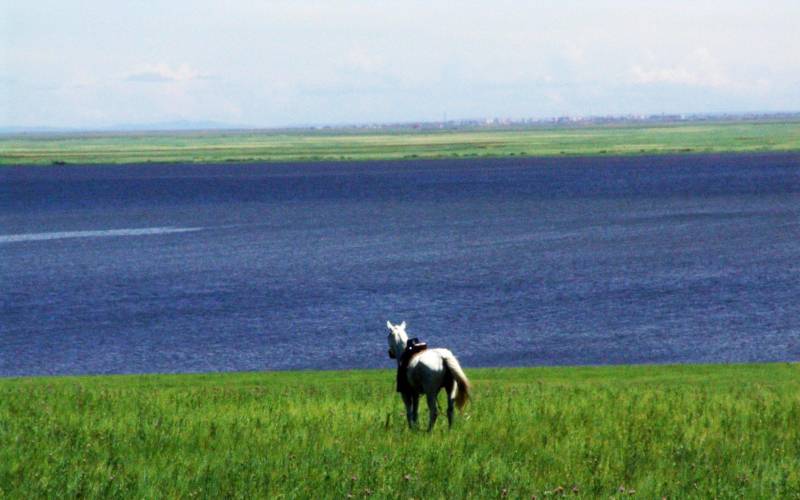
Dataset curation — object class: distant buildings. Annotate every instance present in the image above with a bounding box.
[300,112,800,134]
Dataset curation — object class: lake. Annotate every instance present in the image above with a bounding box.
[1,153,799,376]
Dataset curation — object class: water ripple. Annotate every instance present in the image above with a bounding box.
[0,227,203,244]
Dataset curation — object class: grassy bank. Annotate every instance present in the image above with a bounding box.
[2,364,800,498]
[2,121,800,165]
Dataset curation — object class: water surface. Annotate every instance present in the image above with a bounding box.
[1,154,798,376]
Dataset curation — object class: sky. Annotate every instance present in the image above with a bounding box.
[2,0,799,129]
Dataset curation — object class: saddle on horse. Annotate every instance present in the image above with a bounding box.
[396,338,427,393]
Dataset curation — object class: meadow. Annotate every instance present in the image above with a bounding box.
[2,121,800,165]
[2,363,800,498]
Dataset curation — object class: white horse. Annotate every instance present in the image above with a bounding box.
[386,320,471,431]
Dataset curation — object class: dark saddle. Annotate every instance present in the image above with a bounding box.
[396,338,428,393]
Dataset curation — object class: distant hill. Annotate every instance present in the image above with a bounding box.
[0,126,76,134]
[105,120,249,132]
[0,120,249,135]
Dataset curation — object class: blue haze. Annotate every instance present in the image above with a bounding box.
[1,154,799,376]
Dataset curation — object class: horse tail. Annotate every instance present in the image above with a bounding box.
[442,351,471,410]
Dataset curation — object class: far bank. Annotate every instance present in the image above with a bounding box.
[2,120,799,166]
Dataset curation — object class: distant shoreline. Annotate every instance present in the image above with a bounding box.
[0,360,795,381]
[2,120,799,166]
[1,151,798,175]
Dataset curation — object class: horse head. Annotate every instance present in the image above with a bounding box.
[386,320,408,360]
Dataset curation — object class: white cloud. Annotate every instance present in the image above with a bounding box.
[630,66,721,87]
[629,48,731,88]
[341,48,385,74]
[125,63,207,83]
[562,44,586,65]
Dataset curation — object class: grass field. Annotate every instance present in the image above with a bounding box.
[2,364,800,498]
[2,121,800,165]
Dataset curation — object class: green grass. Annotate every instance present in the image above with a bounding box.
[3,363,800,498]
[2,121,800,165]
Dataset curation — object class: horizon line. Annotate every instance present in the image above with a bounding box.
[2,110,800,136]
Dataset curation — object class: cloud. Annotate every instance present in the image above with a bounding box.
[125,63,208,83]
[629,48,731,88]
[341,48,385,74]
[630,66,721,87]
[562,44,586,65]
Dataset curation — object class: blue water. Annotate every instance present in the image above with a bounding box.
[1,154,799,376]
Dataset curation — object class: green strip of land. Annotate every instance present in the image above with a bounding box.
[2,121,799,165]
[3,363,800,497]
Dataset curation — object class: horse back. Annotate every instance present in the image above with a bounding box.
[407,349,451,393]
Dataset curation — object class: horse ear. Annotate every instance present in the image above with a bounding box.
[400,321,406,329]
[386,320,393,330]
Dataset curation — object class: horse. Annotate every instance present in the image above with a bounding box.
[386,320,471,431]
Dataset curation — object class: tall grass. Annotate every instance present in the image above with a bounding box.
[2,364,800,498]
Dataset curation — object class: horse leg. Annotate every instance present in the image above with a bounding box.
[411,394,420,428]
[402,393,415,429]
[425,391,439,432]
[441,369,456,428]
[446,382,456,429]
